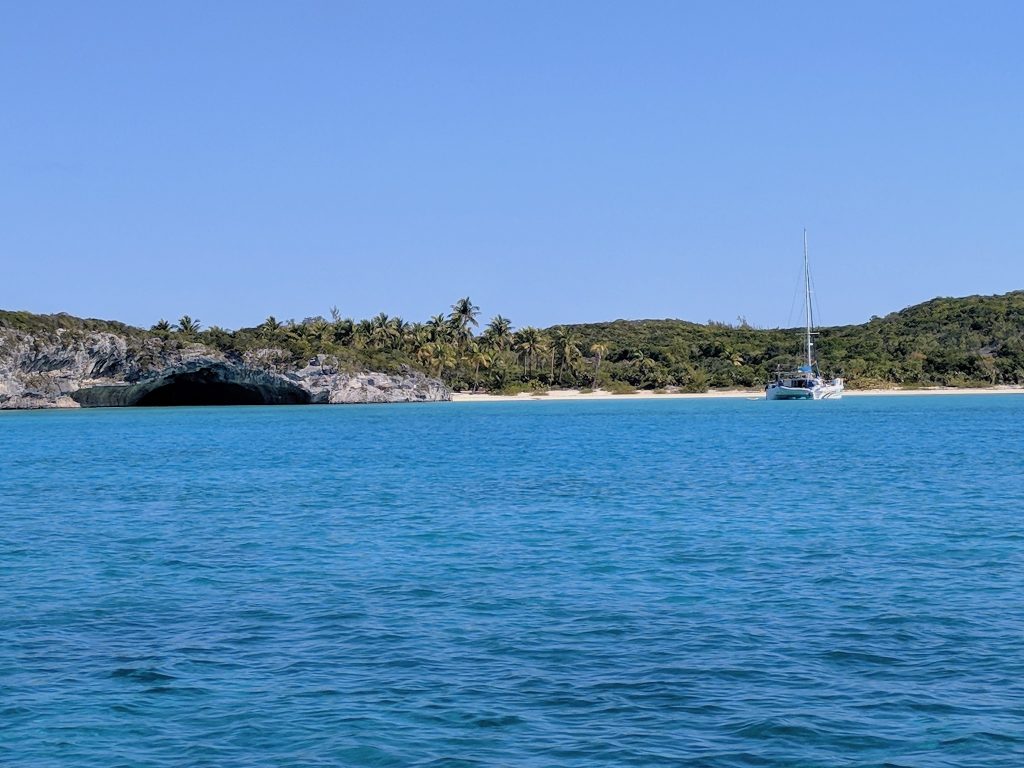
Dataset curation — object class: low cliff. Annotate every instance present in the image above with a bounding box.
[0,326,450,409]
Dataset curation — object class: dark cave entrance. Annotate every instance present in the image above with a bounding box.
[134,371,311,407]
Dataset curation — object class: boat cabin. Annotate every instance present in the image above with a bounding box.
[776,376,817,389]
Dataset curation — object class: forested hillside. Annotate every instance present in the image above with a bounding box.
[3,291,1023,392]
[563,292,1024,390]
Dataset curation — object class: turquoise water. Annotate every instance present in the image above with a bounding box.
[2,396,1023,767]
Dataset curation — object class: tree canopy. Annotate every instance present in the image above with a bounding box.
[3,291,1023,392]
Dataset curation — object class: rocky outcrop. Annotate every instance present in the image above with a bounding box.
[0,329,450,409]
[293,365,450,404]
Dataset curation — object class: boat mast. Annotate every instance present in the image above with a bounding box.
[803,229,813,369]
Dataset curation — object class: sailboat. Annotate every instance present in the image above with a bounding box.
[765,231,844,400]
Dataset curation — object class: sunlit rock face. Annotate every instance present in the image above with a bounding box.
[0,329,450,409]
[292,365,451,404]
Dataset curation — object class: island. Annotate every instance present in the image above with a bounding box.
[2,292,1023,408]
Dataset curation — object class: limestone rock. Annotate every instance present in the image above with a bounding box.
[295,366,451,404]
[0,327,450,409]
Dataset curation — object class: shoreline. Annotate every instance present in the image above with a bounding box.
[451,386,1024,402]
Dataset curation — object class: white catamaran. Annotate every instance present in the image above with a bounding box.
[765,231,844,401]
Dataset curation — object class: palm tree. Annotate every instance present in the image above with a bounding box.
[151,319,172,339]
[427,314,449,343]
[448,297,479,350]
[332,317,354,345]
[545,340,555,381]
[259,316,283,342]
[274,322,310,363]
[416,341,435,371]
[553,328,582,385]
[408,324,431,355]
[305,318,333,350]
[390,317,410,344]
[486,349,517,389]
[467,343,492,391]
[590,342,609,386]
[513,327,544,377]
[352,319,373,349]
[630,349,656,382]
[176,315,201,338]
[450,296,480,333]
[426,341,457,378]
[369,313,394,349]
[482,315,513,351]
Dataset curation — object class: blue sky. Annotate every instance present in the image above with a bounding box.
[2,2,1022,330]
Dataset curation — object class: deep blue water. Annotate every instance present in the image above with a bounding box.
[2,396,1023,767]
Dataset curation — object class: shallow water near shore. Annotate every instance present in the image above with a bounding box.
[2,396,1023,766]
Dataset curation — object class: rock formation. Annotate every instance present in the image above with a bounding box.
[0,328,450,409]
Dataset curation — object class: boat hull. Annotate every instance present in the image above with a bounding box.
[815,383,844,400]
[766,380,844,401]
[766,385,813,400]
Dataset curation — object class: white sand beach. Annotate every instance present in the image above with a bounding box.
[451,386,1024,402]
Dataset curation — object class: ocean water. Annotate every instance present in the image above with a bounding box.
[2,396,1023,767]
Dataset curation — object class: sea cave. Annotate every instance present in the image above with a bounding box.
[72,364,312,407]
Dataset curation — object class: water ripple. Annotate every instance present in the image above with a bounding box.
[2,397,1023,765]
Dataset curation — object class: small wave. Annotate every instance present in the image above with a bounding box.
[110,667,176,683]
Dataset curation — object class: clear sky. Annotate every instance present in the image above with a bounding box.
[2,2,1022,331]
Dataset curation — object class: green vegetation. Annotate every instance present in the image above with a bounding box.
[0,310,143,337]
[3,291,1024,391]
[604,381,639,395]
